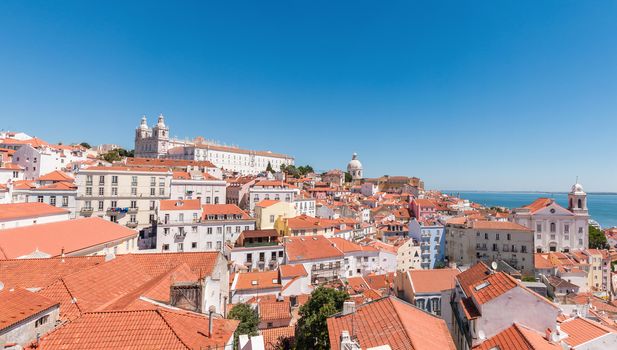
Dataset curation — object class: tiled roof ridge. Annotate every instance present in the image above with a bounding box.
[512,323,541,349]
[381,297,417,347]
[156,309,196,350]
[59,277,83,316]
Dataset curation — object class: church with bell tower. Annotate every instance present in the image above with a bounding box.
[134,114,171,158]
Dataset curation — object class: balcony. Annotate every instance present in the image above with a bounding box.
[80,207,93,217]
[128,207,138,214]
[174,232,187,240]
[476,246,487,251]
[126,222,138,229]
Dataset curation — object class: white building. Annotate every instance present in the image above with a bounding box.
[346,153,363,181]
[293,197,316,217]
[13,144,89,180]
[170,171,227,205]
[0,162,23,184]
[75,166,172,229]
[396,238,422,271]
[513,182,589,253]
[155,200,256,253]
[248,180,299,213]
[134,115,294,175]
[0,202,70,230]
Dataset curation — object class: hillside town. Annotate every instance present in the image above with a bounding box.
[1,117,617,350]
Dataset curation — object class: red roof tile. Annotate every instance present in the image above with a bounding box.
[0,217,136,259]
[261,326,295,350]
[284,235,344,262]
[234,270,281,291]
[279,264,308,278]
[473,323,561,350]
[408,268,460,293]
[456,262,492,297]
[39,308,238,349]
[0,288,59,332]
[202,204,251,220]
[37,170,74,182]
[160,199,202,211]
[259,301,291,321]
[560,316,617,347]
[0,202,69,221]
[327,297,455,350]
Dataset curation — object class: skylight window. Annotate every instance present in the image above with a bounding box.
[475,281,491,291]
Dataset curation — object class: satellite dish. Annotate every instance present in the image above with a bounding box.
[491,261,498,270]
[0,281,4,291]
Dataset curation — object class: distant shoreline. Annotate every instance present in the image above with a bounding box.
[440,190,617,195]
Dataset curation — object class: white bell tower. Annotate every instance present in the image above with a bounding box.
[568,179,587,215]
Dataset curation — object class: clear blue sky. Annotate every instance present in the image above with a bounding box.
[0,1,615,191]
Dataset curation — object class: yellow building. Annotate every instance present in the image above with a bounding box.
[274,214,340,237]
[255,199,296,230]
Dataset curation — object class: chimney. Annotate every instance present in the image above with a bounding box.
[208,305,216,337]
[342,301,356,315]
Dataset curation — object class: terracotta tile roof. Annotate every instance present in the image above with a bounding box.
[473,323,561,350]
[523,198,554,213]
[202,204,251,220]
[413,198,436,207]
[0,217,137,259]
[259,301,291,321]
[160,199,202,211]
[261,326,295,350]
[345,276,371,295]
[37,170,74,182]
[254,180,291,188]
[0,288,59,332]
[234,270,281,291]
[469,272,518,304]
[456,262,492,297]
[284,215,340,230]
[327,297,456,350]
[364,273,395,291]
[32,181,77,191]
[125,252,221,279]
[279,264,308,278]
[0,202,69,221]
[255,199,281,208]
[535,254,555,269]
[328,237,365,253]
[408,268,460,294]
[39,308,238,349]
[284,235,344,262]
[0,162,22,170]
[560,316,617,347]
[126,157,217,169]
[471,220,532,231]
[0,256,105,289]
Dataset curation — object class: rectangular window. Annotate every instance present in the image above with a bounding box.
[37,196,44,203]
[50,196,56,206]
[62,196,69,207]
[35,315,49,328]
[99,176,105,185]
[162,244,169,251]
[159,188,165,196]
[192,242,197,249]
[150,188,155,196]
[270,215,275,223]
[150,201,156,210]
[564,224,570,233]
[130,214,136,223]
[99,187,104,196]
[111,200,117,208]
[86,187,92,195]
[216,241,222,250]
[130,200,137,208]
[98,201,104,210]
[111,187,118,196]
[536,224,542,233]
[111,176,118,184]
[207,242,213,249]
[86,175,93,185]
[131,187,137,196]
[131,176,138,186]
[507,233,511,240]
[150,177,156,186]
[207,227,213,234]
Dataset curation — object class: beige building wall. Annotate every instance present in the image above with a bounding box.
[256,201,296,230]
[396,239,421,271]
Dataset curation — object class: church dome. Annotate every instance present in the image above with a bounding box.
[139,115,148,129]
[571,183,585,193]
[347,153,363,171]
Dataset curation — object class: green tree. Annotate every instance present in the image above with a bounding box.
[102,150,122,162]
[117,148,135,158]
[295,287,348,350]
[266,161,274,173]
[228,303,259,349]
[79,142,91,149]
[297,165,314,176]
[589,225,608,249]
[344,172,353,183]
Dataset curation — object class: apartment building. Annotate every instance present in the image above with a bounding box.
[75,166,172,229]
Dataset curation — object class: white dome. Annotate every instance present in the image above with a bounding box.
[347,153,363,171]
[571,183,585,193]
[139,115,148,129]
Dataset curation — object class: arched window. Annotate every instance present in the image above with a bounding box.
[578,199,582,209]
[550,222,556,233]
